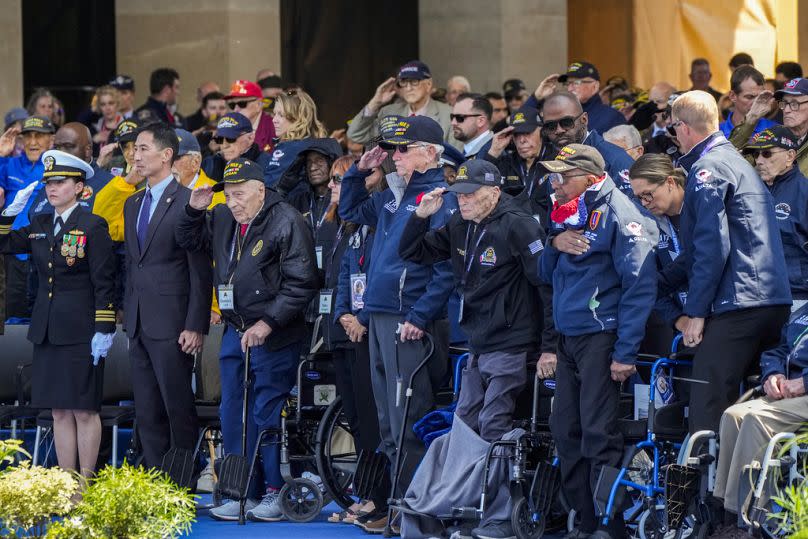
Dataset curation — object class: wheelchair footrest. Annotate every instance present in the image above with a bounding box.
[594,465,626,519]
[217,454,250,500]
[530,461,561,516]
[665,464,701,530]
[446,506,483,521]
[353,450,389,501]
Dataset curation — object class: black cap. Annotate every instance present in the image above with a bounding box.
[379,116,444,147]
[558,61,600,83]
[211,158,265,192]
[257,75,283,89]
[503,79,526,99]
[447,160,502,194]
[20,115,55,134]
[540,144,605,176]
[398,60,431,80]
[743,125,799,152]
[113,118,145,143]
[109,75,135,91]
[509,106,541,134]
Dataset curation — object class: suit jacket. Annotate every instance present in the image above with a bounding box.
[0,206,117,345]
[123,179,212,340]
[346,98,460,149]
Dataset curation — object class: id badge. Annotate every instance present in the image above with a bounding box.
[319,289,333,314]
[350,273,367,310]
[218,284,234,310]
[458,293,464,323]
[315,246,323,269]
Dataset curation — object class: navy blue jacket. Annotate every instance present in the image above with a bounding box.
[583,130,635,197]
[760,302,808,390]
[582,94,626,135]
[334,226,375,329]
[201,144,273,186]
[666,133,791,317]
[339,166,457,329]
[540,176,658,364]
[652,214,687,327]
[768,165,808,299]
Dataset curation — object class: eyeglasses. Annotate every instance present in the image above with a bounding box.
[637,183,664,204]
[542,113,583,132]
[227,99,256,110]
[450,113,483,123]
[212,136,239,144]
[548,172,589,185]
[384,143,429,153]
[666,120,685,137]
[778,99,808,111]
[397,79,423,88]
[748,148,787,159]
[330,175,343,184]
[566,79,597,88]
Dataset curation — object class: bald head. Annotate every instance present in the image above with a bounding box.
[54,122,92,163]
[649,82,676,105]
[543,91,584,115]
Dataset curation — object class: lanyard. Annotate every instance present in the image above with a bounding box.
[310,197,329,231]
[665,217,680,255]
[461,224,487,287]
[358,226,369,270]
[227,222,252,283]
[699,136,722,158]
[325,223,346,283]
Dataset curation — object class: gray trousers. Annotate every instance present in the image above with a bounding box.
[368,312,449,495]
[455,351,528,441]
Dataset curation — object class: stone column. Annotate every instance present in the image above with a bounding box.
[0,0,23,117]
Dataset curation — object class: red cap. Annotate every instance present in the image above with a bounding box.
[226,80,262,99]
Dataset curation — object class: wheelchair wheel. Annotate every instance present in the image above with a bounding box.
[315,396,358,510]
[512,496,545,539]
[637,508,694,539]
[279,477,323,523]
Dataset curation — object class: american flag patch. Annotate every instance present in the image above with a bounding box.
[528,239,544,254]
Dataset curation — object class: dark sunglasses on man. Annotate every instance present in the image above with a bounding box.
[748,149,787,160]
[212,136,239,144]
[541,113,583,132]
[450,113,483,123]
[228,99,256,110]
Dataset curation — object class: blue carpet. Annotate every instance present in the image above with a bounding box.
[190,496,370,538]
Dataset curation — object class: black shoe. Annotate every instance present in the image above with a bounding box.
[562,528,593,539]
[471,520,516,539]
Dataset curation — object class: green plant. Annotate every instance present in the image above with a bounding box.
[47,462,196,539]
[0,461,78,538]
[768,432,808,537]
[0,439,30,468]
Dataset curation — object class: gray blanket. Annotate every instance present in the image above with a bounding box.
[400,414,525,538]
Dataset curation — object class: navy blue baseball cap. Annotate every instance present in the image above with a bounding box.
[447,159,502,194]
[4,107,27,129]
[743,125,799,152]
[379,116,443,147]
[509,106,541,134]
[775,78,808,99]
[216,112,253,139]
[398,60,432,80]
[175,128,201,155]
[558,61,600,83]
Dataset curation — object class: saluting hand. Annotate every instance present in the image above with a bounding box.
[178,330,204,355]
[415,188,445,218]
[241,320,272,352]
[358,146,388,172]
[534,74,560,100]
[189,184,214,210]
[0,126,20,157]
[488,126,514,159]
[745,91,775,124]
[367,77,398,114]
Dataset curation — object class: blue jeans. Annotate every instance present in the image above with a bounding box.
[219,326,300,497]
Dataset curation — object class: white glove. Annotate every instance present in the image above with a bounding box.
[1,181,38,217]
[91,332,115,366]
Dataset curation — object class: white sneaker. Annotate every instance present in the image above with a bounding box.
[209,498,258,521]
[246,491,285,522]
[196,462,215,493]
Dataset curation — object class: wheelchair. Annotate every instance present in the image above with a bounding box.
[593,335,718,539]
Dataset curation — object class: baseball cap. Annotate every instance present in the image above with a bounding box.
[225,79,262,100]
[216,112,253,139]
[41,150,94,182]
[774,78,808,99]
[447,160,502,194]
[211,158,265,192]
[113,119,142,144]
[398,60,431,81]
[509,106,541,134]
[257,75,283,89]
[743,125,798,152]
[558,61,600,83]
[540,144,605,176]
[379,116,443,148]
[439,143,465,170]
[503,79,526,100]
[175,128,201,156]
[4,107,27,129]
[109,75,135,91]
[20,115,55,134]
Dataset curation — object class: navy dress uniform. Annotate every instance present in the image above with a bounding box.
[0,151,116,410]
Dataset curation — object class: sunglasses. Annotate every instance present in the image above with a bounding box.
[666,120,685,137]
[381,143,428,153]
[450,113,483,123]
[330,175,343,184]
[228,99,256,110]
[212,136,238,144]
[542,113,583,132]
[748,149,787,159]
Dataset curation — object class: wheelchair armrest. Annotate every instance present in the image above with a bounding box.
[15,362,33,404]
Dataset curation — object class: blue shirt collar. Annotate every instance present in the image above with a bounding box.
[145,174,174,201]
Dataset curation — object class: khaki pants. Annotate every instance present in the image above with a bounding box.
[713,395,808,513]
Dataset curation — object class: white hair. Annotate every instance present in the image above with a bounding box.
[604,124,642,150]
[446,75,471,91]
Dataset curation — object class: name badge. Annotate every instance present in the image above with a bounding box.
[319,289,333,314]
[458,293,465,323]
[350,273,367,310]
[218,284,234,310]
[315,246,323,269]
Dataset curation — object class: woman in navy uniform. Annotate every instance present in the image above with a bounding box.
[0,149,116,479]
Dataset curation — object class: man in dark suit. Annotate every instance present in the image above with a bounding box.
[123,123,212,467]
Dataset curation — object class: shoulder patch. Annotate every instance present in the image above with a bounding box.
[626,221,643,236]
[695,169,712,183]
